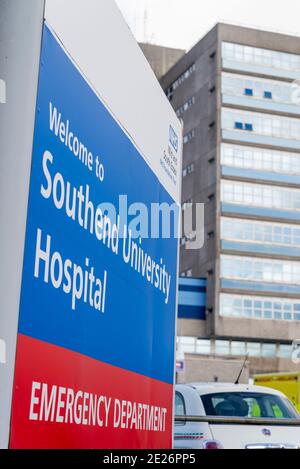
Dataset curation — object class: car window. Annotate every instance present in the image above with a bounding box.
[244,398,261,417]
[272,404,284,418]
[175,392,186,416]
[200,392,299,419]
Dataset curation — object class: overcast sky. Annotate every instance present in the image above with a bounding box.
[115,0,300,50]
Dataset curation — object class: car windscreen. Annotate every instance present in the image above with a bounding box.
[200,392,299,419]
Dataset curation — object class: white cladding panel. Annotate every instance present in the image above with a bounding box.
[0,0,45,448]
[45,0,182,203]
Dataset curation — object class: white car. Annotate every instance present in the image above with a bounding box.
[174,383,300,449]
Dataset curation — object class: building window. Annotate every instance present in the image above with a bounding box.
[221,143,300,176]
[220,293,300,322]
[222,73,296,105]
[177,336,293,360]
[264,91,273,99]
[246,342,261,357]
[262,343,277,358]
[187,163,195,174]
[221,180,300,212]
[215,340,230,356]
[221,255,300,285]
[177,337,211,355]
[177,336,196,353]
[235,121,244,130]
[244,88,254,96]
[196,339,211,355]
[176,96,196,117]
[222,108,300,141]
[221,217,300,249]
[234,122,253,131]
[181,269,193,278]
[278,344,293,358]
[231,341,247,356]
[165,63,196,100]
[183,163,195,177]
[183,129,195,144]
[222,42,300,73]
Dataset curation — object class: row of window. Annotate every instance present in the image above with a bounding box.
[244,89,273,100]
[220,293,300,322]
[222,42,300,73]
[221,217,300,248]
[176,96,196,117]
[221,143,300,176]
[183,129,195,144]
[221,180,300,211]
[222,108,300,141]
[221,255,300,285]
[222,72,299,106]
[165,63,196,100]
[177,336,293,359]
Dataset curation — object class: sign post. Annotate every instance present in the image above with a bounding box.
[0,0,45,449]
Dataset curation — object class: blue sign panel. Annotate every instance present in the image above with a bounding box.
[11,24,178,449]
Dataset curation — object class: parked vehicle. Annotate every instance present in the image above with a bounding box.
[255,372,300,412]
[174,383,300,449]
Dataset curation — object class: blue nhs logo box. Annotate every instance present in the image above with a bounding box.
[169,125,179,153]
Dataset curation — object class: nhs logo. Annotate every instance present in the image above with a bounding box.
[169,125,178,153]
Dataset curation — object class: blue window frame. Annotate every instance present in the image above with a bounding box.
[244,88,253,96]
[235,122,244,130]
[245,123,253,131]
[264,91,273,99]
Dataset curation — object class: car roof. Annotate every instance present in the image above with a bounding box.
[178,382,287,398]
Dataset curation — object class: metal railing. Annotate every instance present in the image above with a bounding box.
[175,415,300,426]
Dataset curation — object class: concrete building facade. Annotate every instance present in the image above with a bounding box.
[139,43,185,79]
[161,24,300,380]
